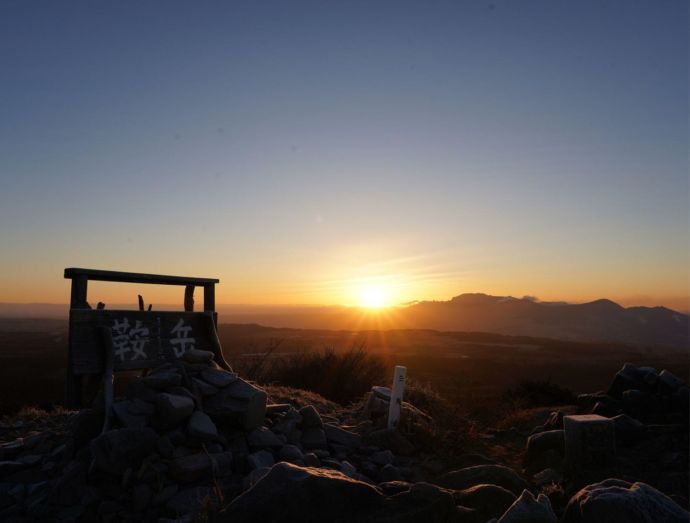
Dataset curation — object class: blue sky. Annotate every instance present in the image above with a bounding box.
[0,1,688,308]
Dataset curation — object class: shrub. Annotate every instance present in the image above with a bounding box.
[501,378,576,409]
[238,346,387,405]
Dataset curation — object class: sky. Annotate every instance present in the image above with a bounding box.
[0,1,688,311]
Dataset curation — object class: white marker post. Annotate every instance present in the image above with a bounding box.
[387,365,407,429]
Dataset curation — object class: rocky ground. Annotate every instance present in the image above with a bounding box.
[0,351,688,522]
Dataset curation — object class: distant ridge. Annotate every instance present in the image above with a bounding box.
[0,293,687,348]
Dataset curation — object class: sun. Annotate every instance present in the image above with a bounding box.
[359,285,388,308]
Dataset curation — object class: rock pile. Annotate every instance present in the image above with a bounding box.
[0,359,688,523]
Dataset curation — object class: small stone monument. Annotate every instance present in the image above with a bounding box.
[564,414,615,474]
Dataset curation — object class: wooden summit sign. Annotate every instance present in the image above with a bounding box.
[64,268,230,407]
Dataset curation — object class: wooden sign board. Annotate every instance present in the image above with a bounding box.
[69,310,218,374]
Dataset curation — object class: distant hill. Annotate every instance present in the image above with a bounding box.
[0,293,687,348]
[401,294,689,348]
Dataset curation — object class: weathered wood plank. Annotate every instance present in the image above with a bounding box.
[64,268,219,286]
[69,310,220,374]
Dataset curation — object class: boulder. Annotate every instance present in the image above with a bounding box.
[562,479,690,523]
[612,413,646,444]
[301,427,328,450]
[498,489,557,523]
[187,410,218,440]
[279,444,304,463]
[366,429,415,456]
[525,430,564,459]
[219,462,383,522]
[299,405,324,429]
[203,378,267,430]
[324,424,361,448]
[436,465,528,496]
[90,428,158,475]
[200,368,238,388]
[169,452,233,483]
[454,484,516,520]
[563,415,615,473]
[154,393,195,430]
[657,370,685,394]
[247,427,282,449]
[608,364,657,399]
[247,450,275,470]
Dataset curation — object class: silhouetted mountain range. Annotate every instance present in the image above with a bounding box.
[401,293,689,348]
[0,293,687,348]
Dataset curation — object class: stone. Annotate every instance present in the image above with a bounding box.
[324,423,361,448]
[436,465,528,496]
[379,463,402,482]
[247,450,274,470]
[543,411,565,431]
[454,484,517,521]
[562,479,690,523]
[192,378,219,397]
[658,370,686,394]
[154,393,195,430]
[244,466,271,489]
[0,461,26,477]
[301,427,328,450]
[299,405,324,429]
[128,398,155,415]
[366,428,415,455]
[341,460,357,477]
[113,401,148,428]
[187,410,218,440]
[608,363,656,399]
[563,415,615,473]
[218,462,383,522]
[200,368,238,388]
[526,430,564,460]
[182,349,215,364]
[203,378,267,430]
[279,444,304,463]
[371,449,394,466]
[498,489,557,523]
[533,468,563,487]
[166,485,220,515]
[90,428,158,475]
[303,452,320,467]
[247,427,282,449]
[169,452,233,483]
[142,371,181,390]
[612,413,646,444]
[132,483,152,512]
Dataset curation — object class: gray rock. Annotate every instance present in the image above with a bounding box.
[154,393,195,430]
[563,479,690,523]
[324,423,361,448]
[247,450,275,470]
[526,430,564,458]
[299,405,323,429]
[247,426,282,449]
[436,465,528,496]
[608,363,656,399]
[533,468,563,486]
[454,484,517,521]
[142,371,181,390]
[0,461,26,477]
[612,413,646,444]
[301,427,328,450]
[658,370,686,394]
[113,400,148,428]
[200,367,238,388]
[182,349,215,364]
[366,428,415,455]
[279,444,304,463]
[132,483,152,512]
[187,410,218,440]
[166,485,219,515]
[371,449,394,466]
[303,452,320,467]
[128,398,155,415]
[498,489,557,523]
[169,452,233,483]
[244,466,271,489]
[90,428,158,475]
[203,378,267,430]
[379,463,402,482]
[341,460,357,477]
[192,377,219,397]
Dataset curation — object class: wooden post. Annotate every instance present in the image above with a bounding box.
[184,285,195,312]
[203,284,215,312]
[66,274,89,408]
[387,365,407,430]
